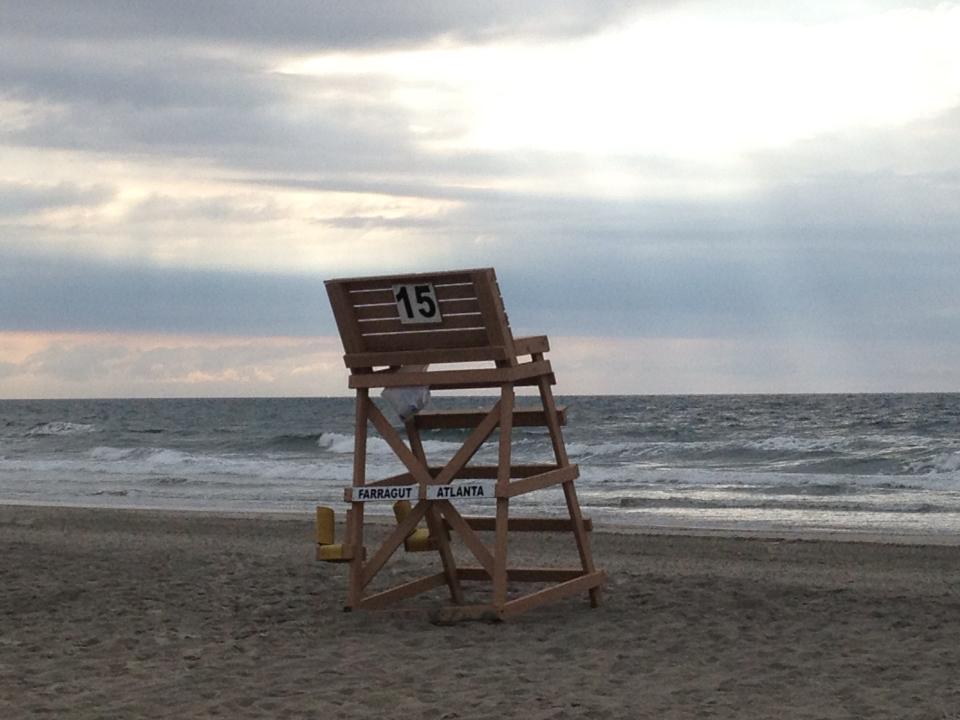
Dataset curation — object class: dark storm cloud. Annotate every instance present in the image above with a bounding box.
[0,37,427,178]
[1,1,650,50]
[0,252,332,336]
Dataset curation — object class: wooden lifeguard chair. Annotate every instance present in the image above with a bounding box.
[320,268,606,620]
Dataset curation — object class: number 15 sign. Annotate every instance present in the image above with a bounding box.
[393,283,442,324]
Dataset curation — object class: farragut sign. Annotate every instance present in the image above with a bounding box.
[426,481,495,501]
[352,485,415,502]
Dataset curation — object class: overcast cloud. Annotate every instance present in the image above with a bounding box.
[1,1,959,397]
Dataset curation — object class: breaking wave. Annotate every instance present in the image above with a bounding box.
[26,421,98,437]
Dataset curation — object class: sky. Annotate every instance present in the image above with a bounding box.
[2,1,960,398]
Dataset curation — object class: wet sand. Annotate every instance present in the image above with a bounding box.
[3,504,960,719]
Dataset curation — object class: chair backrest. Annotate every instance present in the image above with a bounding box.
[325,268,518,369]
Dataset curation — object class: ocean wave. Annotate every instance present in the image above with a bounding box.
[315,431,464,457]
[907,450,960,475]
[265,432,326,452]
[79,445,356,482]
[588,495,957,514]
[26,421,98,437]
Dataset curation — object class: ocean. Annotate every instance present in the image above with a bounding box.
[2,394,960,537]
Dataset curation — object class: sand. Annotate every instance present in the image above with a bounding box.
[3,505,960,719]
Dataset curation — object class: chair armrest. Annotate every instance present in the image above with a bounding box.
[513,335,549,357]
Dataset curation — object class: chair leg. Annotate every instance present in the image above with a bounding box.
[537,377,602,607]
[493,383,514,609]
[346,389,369,610]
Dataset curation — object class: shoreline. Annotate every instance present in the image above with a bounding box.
[4,504,960,718]
[4,501,960,546]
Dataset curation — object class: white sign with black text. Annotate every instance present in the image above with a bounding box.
[425,481,496,501]
[393,283,442,324]
[352,485,416,502]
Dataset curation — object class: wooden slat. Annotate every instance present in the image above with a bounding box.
[357,572,449,610]
[348,360,552,389]
[512,335,549,356]
[501,464,579,498]
[471,269,514,365]
[362,328,491,353]
[350,283,478,306]
[457,567,588,583]
[355,297,481,321]
[359,312,485,335]
[500,570,607,619]
[325,282,365,355]
[415,407,566,429]
[338,270,479,292]
[493,497,509,607]
[343,345,507,368]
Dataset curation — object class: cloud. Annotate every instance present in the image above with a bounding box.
[0,181,115,217]
[1,1,959,397]
[1,1,649,50]
[0,332,347,398]
[0,253,333,336]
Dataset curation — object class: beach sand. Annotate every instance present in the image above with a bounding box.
[3,505,960,719]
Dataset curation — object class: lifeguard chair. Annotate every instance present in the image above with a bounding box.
[319,268,605,620]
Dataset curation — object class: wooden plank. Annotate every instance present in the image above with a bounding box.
[457,567,588,583]
[501,464,579,498]
[341,270,478,292]
[497,384,514,490]
[362,328,491,353]
[492,382,514,609]
[500,570,607,619]
[359,312,485,335]
[355,297,482,321]
[415,407,566,429]
[346,391,369,610]
[538,377,569,466]
[493,497,510,607]
[471,268,515,365]
[349,283,479,306]
[447,516,593,533]
[512,335,549,356]
[325,281,365,355]
[348,360,552,389]
[561,477,601,608]
[357,572,449,610]
[343,345,507,368]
